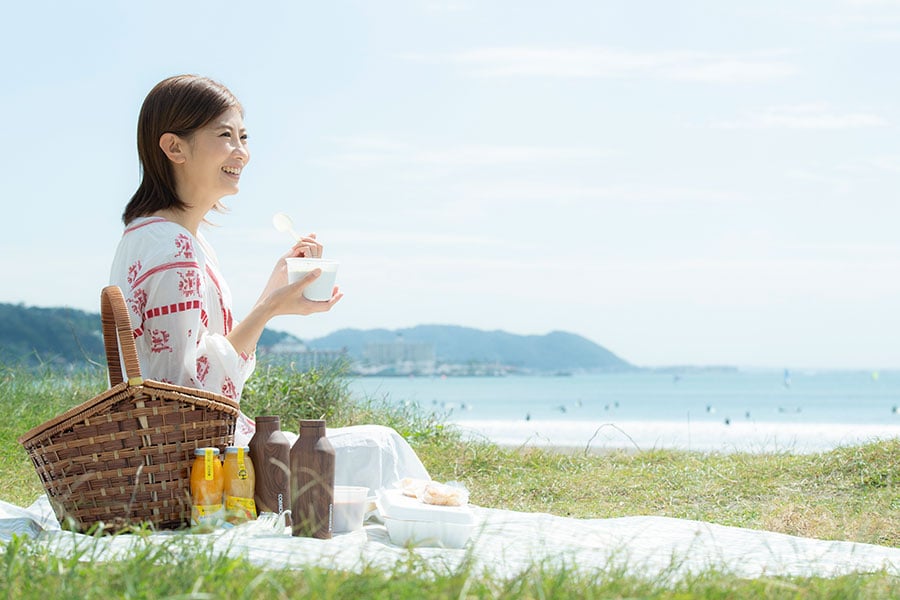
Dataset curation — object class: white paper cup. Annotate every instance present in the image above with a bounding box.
[333,485,369,533]
[285,258,339,301]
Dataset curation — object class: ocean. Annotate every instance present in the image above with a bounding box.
[348,370,900,453]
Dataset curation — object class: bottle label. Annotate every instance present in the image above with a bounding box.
[226,495,258,520]
[204,448,215,481]
[191,503,224,526]
[237,447,248,480]
[328,502,334,533]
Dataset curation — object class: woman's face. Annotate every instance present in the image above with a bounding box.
[180,107,250,204]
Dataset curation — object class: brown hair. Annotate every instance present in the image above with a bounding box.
[122,75,243,224]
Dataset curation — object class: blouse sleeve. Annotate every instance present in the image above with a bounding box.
[116,231,255,401]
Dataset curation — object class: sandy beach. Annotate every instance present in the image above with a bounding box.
[453,419,900,454]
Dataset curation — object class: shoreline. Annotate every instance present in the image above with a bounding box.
[452,419,900,454]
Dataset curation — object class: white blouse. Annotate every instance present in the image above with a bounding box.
[109,216,256,442]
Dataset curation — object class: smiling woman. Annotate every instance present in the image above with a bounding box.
[109,74,343,442]
[105,76,429,497]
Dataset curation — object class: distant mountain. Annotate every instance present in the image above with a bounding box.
[0,303,633,372]
[306,324,633,372]
[0,303,105,366]
[0,302,303,368]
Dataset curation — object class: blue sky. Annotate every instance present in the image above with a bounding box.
[2,1,900,369]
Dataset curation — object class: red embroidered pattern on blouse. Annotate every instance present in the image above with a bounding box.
[196,356,210,384]
[135,300,209,339]
[123,217,168,235]
[129,261,201,289]
[127,261,142,286]
[178,270,203,298]
[204,265,233,334]
[237,415,255,435]
[222,377,236,399]
[149,329,173,353]
[128,289,148,317]
[143,300,203,320]
[174,234,195,259]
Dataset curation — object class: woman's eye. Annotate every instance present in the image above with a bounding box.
[220,132,231,137]
[241,134,249,141]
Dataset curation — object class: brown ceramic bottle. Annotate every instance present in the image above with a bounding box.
[290,419,335,538]
[248,416,292,525]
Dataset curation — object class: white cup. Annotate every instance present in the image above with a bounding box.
[333,485,369,533]
[285,258,339,301]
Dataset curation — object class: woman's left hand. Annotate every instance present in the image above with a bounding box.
[290,232,323,259]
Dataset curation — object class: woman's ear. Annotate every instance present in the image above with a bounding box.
[159,132,187,164]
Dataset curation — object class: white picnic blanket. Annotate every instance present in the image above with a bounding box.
[2,494,898,581]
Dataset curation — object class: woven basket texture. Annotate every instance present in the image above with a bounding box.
[18,286,239,532]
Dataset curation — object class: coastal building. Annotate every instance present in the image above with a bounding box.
[257,339,349,371]
[363,338,436,375]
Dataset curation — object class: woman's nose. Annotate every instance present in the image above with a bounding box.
[234,142,250,163]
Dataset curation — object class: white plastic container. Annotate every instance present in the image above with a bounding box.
[376,489,475,548]
[333,485,369,533]
[285,258,339,301]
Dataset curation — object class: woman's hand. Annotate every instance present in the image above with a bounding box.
[265,269,343,316]
[291,232,323,259]
[257,233,326,304]
[229,269,342,358]
[231,233,341,358]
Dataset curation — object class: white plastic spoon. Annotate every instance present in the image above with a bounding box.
[272,212,302,241]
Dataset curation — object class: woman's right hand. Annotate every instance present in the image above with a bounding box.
[257,234,327,307]
[228,268,342,359]
[264,268,343,317]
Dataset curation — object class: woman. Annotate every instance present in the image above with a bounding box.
[110,75,428,491]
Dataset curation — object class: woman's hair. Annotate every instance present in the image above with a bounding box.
[122,75,243,224]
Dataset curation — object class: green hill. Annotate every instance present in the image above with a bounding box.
[307,324,633,372]
[0,304,104,366]
[0,303,300,368]
[0,303,633,372]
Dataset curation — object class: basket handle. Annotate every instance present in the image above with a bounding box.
[101,285,143,386]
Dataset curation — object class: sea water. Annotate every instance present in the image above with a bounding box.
[348,370,900,453]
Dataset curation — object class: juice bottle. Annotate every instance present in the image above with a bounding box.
[190,447,224,527]
[223,446,257,523]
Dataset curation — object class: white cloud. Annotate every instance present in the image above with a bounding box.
[422,0,470,11]
[815,2,900,40]
[458,182,744,205]
[845,154,900,172]
[845,0,900,6]
[401,47,796,83]
[713,104,889,130]
[327,229,502,248]
[312,137,609,169]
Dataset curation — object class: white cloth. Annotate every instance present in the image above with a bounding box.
[274,425,432,494]
[2,495,898,581]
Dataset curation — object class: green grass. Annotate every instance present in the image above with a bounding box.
[2,363,899,598]
[418,439,900,547]
[2,530,898,599]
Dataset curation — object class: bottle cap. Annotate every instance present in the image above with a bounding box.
[225,446,250,454]
[194,447,220,456]
[255,416,281,424]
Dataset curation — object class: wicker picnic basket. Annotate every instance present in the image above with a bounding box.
[18,285,240,532]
